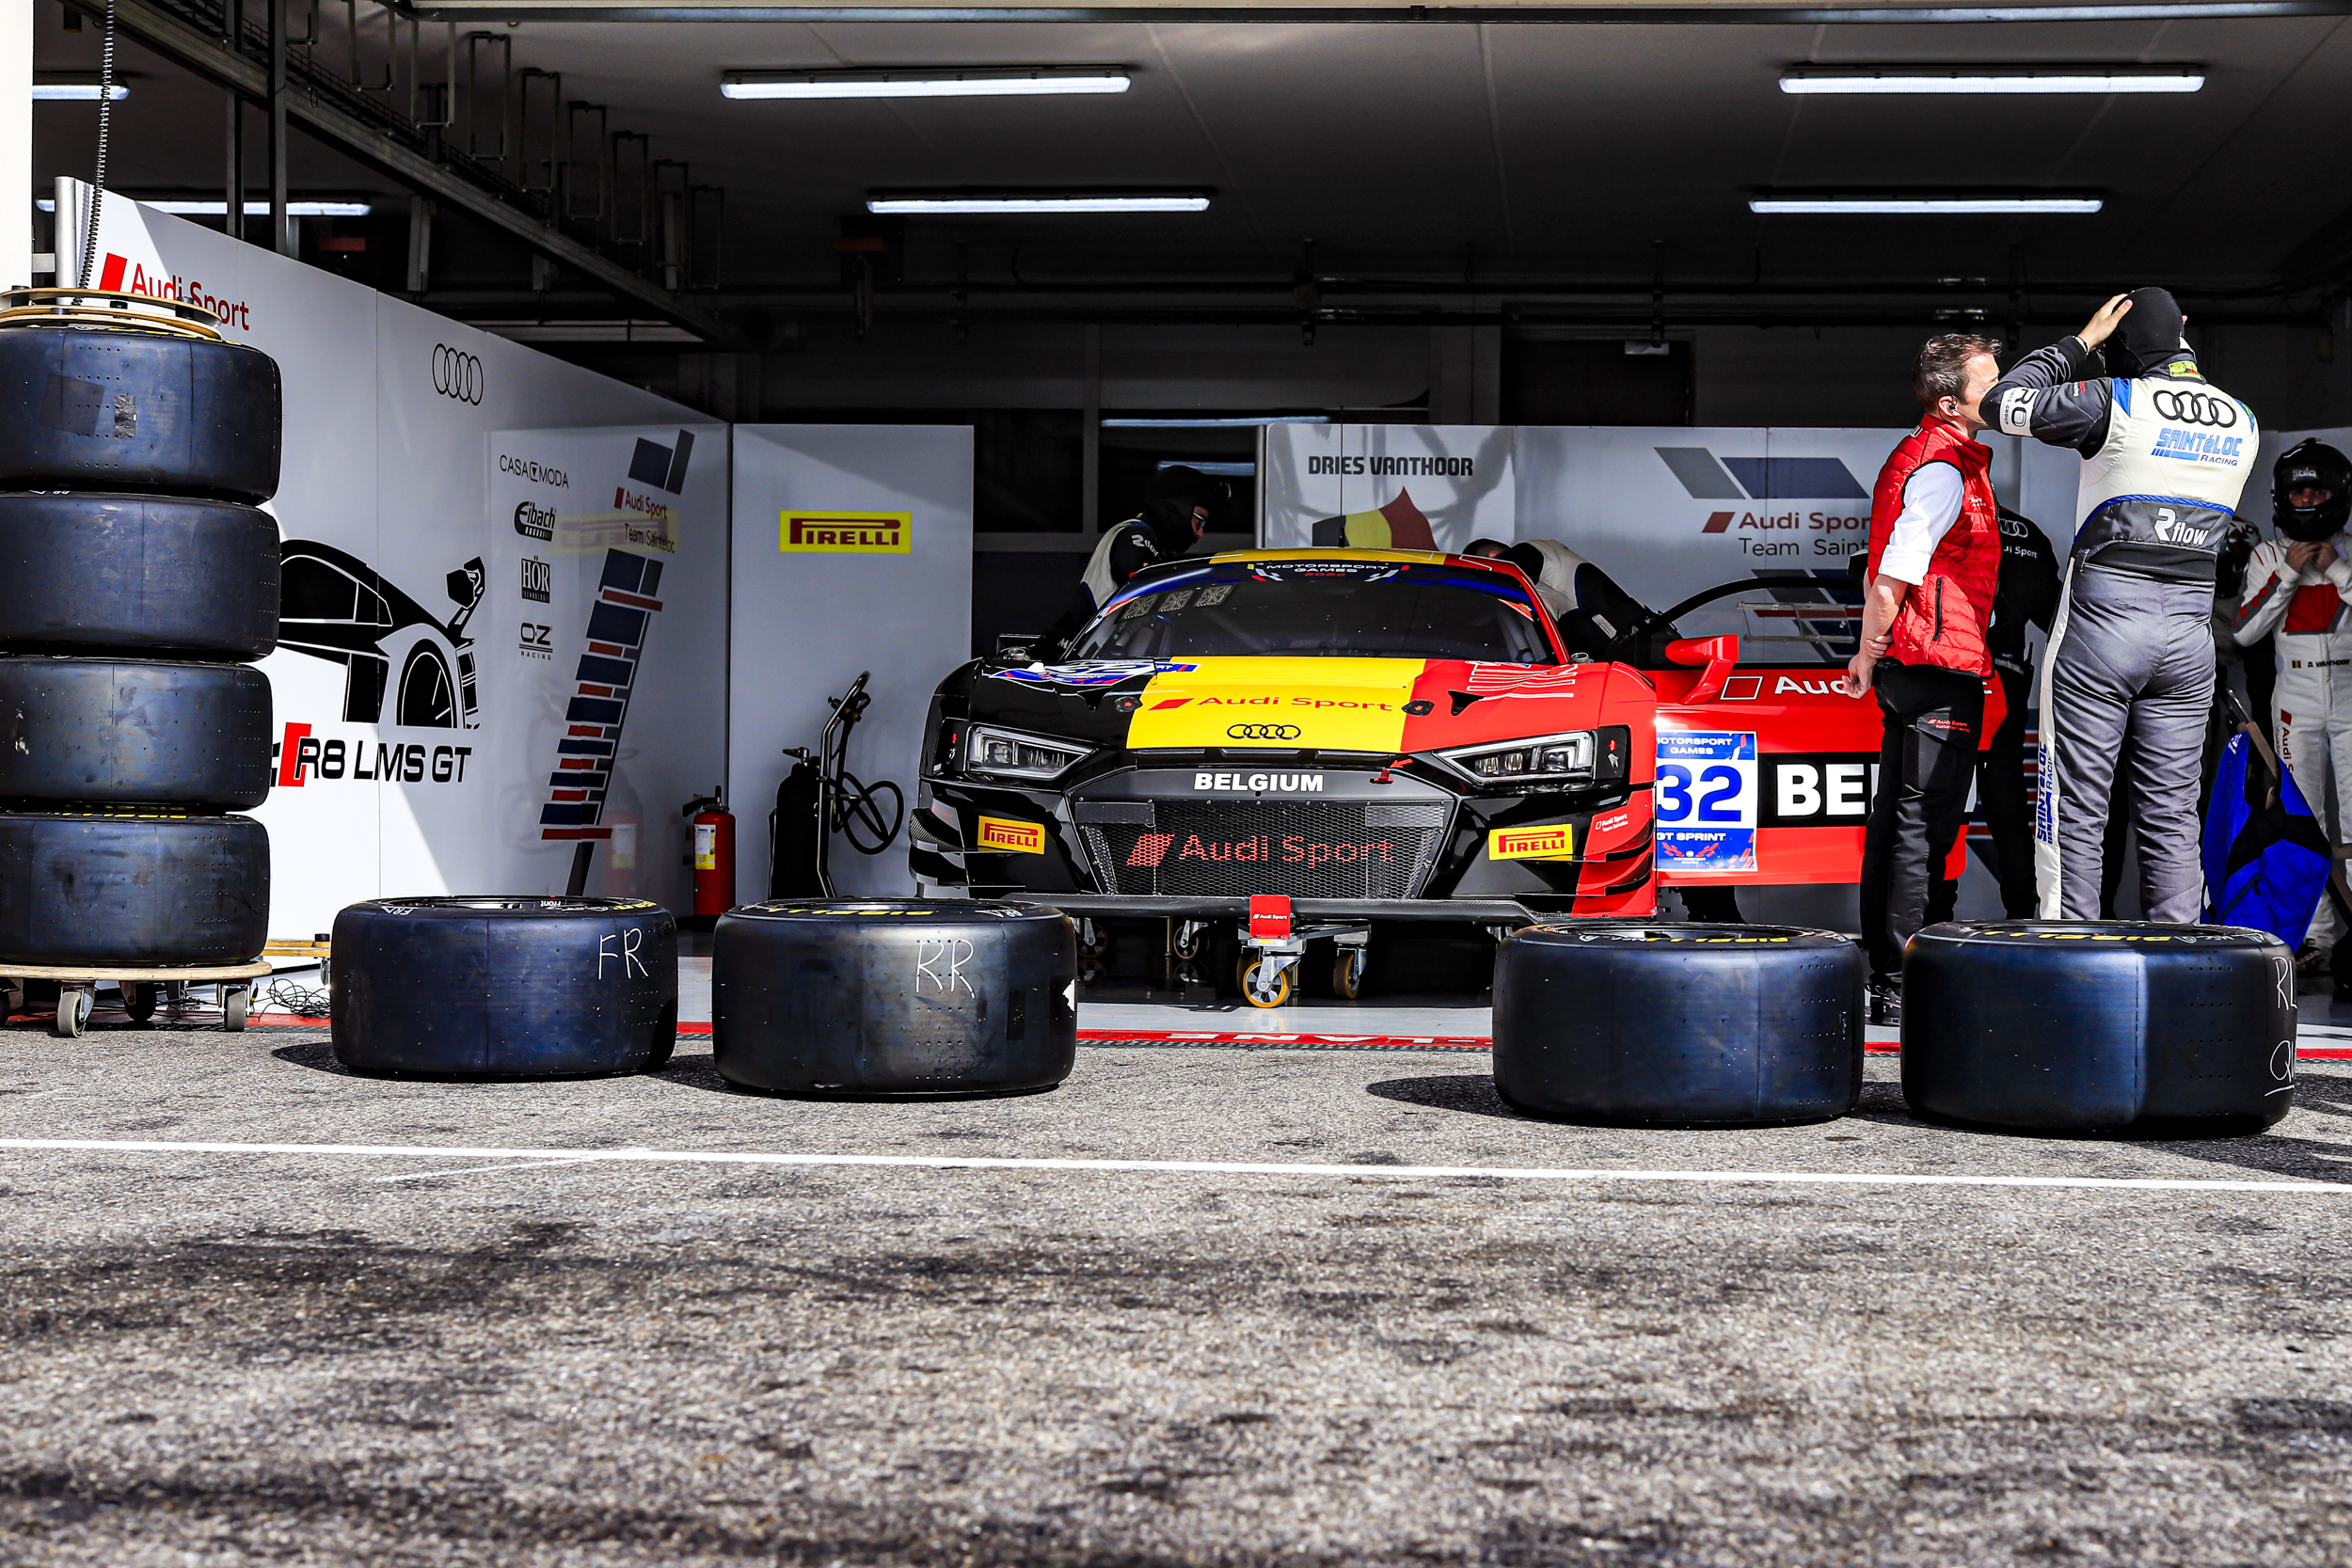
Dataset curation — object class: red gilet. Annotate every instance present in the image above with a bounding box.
[1866,419,2001,678]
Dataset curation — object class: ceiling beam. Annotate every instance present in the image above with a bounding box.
[87,0,732,345]
[400,0,2352,24]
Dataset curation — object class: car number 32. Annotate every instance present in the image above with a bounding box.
[1657,763,1746,823]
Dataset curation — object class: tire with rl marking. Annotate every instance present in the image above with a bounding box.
[331,896,678,1078]
[712,897,1076,1098]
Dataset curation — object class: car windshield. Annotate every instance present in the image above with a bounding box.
[1070,559,1557,664]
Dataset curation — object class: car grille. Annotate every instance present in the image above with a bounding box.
[1078,800,1450,899]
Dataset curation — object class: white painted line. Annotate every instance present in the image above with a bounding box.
[0,1136,2342,1196]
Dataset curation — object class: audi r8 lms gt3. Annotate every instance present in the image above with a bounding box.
[910,548,1997,1003]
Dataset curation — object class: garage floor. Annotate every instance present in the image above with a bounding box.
[3,1014,2350,1566]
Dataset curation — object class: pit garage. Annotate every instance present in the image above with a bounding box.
[8,0,2352,1561]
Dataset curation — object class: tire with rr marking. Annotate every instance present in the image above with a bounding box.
[0,492,279,659]
[0,328,281,502]
[1902,920,2295,1134]
[331,896,679,1078]
[713,898,1076,1098]
[1493,920,1865,1126]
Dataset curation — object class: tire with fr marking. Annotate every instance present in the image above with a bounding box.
[330,896,679,1078]
[0,811,269,965]
[0,657,274,808]
[712,898,1076,1098]
[1492,921,1865,1127]
[0,328,281,502]
[1902,921,2294,1134]
[0,493,279,659]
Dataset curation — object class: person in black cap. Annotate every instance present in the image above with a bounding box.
[1979,288,2261,922]
[1043,465,1218,654]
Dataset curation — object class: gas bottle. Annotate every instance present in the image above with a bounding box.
[683,789,735,920]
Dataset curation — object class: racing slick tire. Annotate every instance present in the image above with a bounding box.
[712,898,1076,1098]
[0,493,280,659]
[1901,921,2295,1135]
[0,328,281,502]
[330,896,679,1078]
[0,657,273,808]
[1492,921,1865,1127]
[0,811,268,965]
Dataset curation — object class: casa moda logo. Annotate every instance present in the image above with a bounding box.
[781,512,913,554]
[1487,824,1576,862]
[1657,447,1871,561]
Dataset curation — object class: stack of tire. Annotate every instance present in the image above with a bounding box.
[0,299,280,976]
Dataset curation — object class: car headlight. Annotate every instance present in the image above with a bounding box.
[1435,730,1600,787]
[964,723,1091,782]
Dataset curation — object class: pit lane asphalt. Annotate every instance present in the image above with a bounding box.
[4,1023,2351,1567]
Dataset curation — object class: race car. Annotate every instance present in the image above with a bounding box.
[911,547,1998,1005]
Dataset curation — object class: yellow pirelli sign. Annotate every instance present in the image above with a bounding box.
[976,816,1047,854]
[779,511,912,554]
[1488,824,1576,862]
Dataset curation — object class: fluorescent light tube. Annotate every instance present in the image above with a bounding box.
[33,83,129,101]
[725,69,1130,101]
[1781,70,2202,95]
[1751,197,2103,215]
[868,194,1208,215]
[37,198,375,217]
[1105,416,1327,428]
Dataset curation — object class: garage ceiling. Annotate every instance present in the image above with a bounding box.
[35,4,2352,329]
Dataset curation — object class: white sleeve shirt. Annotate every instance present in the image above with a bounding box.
[1875,462,1965,586]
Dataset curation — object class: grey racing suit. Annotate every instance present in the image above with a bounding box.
[1984,336,2260,922]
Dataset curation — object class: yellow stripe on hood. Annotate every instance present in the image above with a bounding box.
[1126,657,1422,752]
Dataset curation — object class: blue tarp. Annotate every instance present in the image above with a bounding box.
[2202,730,2332,946]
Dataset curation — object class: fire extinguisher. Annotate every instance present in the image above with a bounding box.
[682,788,735,924]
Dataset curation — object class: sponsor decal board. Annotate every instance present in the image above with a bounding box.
[52,182,729,937]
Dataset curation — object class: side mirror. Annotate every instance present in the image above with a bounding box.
[1665,635,1740,704]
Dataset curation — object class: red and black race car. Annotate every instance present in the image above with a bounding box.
[912,547,1996,1005]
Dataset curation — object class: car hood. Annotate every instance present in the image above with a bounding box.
[961,655,1631,754]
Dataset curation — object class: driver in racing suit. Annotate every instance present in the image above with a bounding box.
[1044,465,1216,655]
[2233,438,2352,990]
[1980,288,2261,922]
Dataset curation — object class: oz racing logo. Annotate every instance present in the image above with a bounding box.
[2152,389,2237,427]
[432,344,484,405]
[1227,723,1302,741]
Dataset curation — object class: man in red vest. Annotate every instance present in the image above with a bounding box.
[1843,334,2006,1021]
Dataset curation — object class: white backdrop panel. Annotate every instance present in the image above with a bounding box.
[728,426,974,899]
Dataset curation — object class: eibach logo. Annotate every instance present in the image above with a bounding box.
[977,816,1046,854]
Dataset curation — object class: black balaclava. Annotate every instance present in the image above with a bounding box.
[2276,438,2352,543]
[2104,286,2186,379]
[1139,465,1216,554]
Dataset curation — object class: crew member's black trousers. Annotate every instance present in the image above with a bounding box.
[1862,661,1984,977]
[1930,660,2036,924]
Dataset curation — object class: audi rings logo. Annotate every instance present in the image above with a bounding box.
[2153,388,2236,428]
[1227,723,1302,741]
[432,344,485,405]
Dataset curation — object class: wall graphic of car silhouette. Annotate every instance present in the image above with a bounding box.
[278,541,484,729]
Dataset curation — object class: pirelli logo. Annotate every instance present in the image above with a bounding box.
[976,816,1047,854]
[780,511,913,554]
[1488,824,1576,862]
